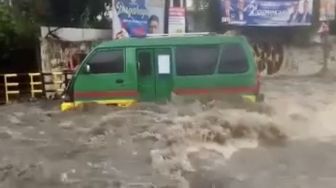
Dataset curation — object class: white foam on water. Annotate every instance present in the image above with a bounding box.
[65,86,334,187]
[265,90,336,141]
[2,74,336,188]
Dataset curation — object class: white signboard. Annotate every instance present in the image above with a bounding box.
[168,7,186,33]
[158,55,170,74]
[320,0,335,21]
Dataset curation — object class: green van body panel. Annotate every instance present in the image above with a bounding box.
[64,35,260,106]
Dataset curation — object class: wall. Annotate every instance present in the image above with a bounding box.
[39,26,112,73]
[40,27,112,42]
[147,0,165,7]
[39,27,112,98]
[186,11,209,32]
[40,39,94,73]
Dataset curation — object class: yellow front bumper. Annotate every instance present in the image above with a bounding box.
[60,95,264,112]
[242,94,264,103]
[60,99,137,112]
[242,95,257,103]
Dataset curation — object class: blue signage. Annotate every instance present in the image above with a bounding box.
[221,0,313,26]
[114,0,164,38]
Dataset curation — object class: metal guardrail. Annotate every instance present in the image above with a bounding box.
[1,74,20,104]
[0,71,74,104]
[29,73,43,98]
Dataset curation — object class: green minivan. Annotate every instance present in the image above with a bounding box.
[61,34,264,111]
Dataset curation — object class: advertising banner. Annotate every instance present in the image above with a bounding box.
[320,0,335,21]
[112,0,164,38]
[221,0,313,26]
[168,7,186,33]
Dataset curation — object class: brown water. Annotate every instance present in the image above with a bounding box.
[1,75,336,188]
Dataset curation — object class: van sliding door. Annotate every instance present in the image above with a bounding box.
[136,49,156,101]
[154,48,173,102]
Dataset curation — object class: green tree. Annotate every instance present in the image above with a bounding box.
[0,0,40,63]
[0,0,111,62]
[45,0,111,28]
[0,4,15,48]
[1,0,113,72]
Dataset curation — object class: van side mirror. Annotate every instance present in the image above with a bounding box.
[84,64,91,74]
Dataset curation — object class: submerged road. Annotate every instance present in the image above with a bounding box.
[188,140,336,188]
[188,75,336,188]
[1,75,336,188]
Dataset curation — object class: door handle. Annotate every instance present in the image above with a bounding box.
[116,79,124,84]
[137,61,140,71]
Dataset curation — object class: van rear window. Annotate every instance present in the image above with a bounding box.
[175,46,219,76]
[88,50,124,74]
[218,44,248,74]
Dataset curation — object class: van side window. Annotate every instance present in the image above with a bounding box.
[88,50,124,74]
[137,52,152,75]
[218,44,248,74]
[175,46,219,76]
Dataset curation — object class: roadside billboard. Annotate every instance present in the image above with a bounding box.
[221,0,313,26]
[320,0,335,21]
[112,0,164,38]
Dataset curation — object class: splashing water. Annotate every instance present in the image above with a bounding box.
[1,76,336,187]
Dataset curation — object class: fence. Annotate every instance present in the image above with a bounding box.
[0,71,73,104]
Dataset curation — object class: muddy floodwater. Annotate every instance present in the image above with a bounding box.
[1,75,336,188]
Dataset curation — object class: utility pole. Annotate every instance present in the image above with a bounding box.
[318,21,331,73]
[183,0,187,32]
[111,0,118,39]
